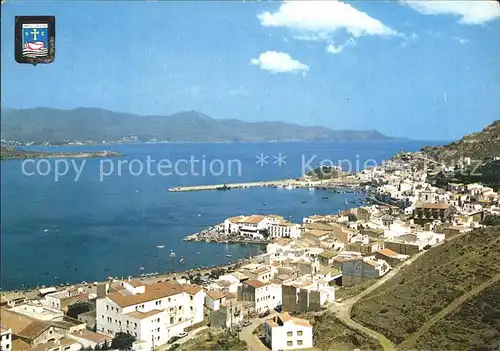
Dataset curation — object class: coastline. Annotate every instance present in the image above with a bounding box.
[0,255,257,298]
[0,149,123,161]
[168,177,363,192]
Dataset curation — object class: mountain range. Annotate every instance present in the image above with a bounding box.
[1,108,400,145]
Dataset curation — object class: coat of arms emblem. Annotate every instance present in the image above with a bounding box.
[15,16,55,64]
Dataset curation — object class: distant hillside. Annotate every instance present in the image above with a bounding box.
[1,108,399,145]
[351,226,500,350]
[422,120,500,161]
[0,146,121,160]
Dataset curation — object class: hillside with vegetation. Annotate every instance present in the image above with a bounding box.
[422,120,500,162]
[310,313,382,350]
[430,159,500,190]
[1,107,399,145]
[351,226,500,350]
[0,146,121,160]
[303,165,340,180]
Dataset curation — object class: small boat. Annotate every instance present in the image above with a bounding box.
[169,250,176,258]
[139,266,145,271]
[321,196,329,199]
[197,252,200,255]
[156,245,165,249]
[44,229,49,232]
[301,201,307,204]
[179,257,185,264]
[344,198,349,205]
[226,254,232,258]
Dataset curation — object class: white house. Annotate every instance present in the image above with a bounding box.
[68,330,112,349]
[265,312,313,350]
[205,290,235,311]
[268,222,301,239]
[239,280,282,314]
[96,279,204,349]
[223,215,284,238]
[1,327,11,351]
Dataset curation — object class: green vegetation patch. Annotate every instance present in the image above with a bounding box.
[309,312,382,351]
[178,330,247,351]
[305,166,340,180]
[413,281,500,350]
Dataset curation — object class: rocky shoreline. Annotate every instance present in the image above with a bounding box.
[183,226,269,245]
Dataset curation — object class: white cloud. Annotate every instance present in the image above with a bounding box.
[402,1,500,25]
[400,32,418,47]
[453,36,470,44]
[250,51,309,74]
[326,43,344,54]
[258,0,400,39]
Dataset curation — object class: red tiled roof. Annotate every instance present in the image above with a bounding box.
[244,279,266,288]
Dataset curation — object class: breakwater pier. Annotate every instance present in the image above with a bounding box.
[168,178,362,192]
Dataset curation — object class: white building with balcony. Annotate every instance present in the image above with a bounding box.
[96,279,204,349]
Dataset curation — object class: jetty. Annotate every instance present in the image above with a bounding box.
[168,178,361,192]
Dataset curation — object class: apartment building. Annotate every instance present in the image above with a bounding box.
[282,277,335,313]
[238,280,282,314]
[96,280,204,349]
[341,258,390,287]
[268,221,301,239]
[264,312,313,350]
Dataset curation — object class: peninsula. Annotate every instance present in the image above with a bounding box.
[0,146,122,160]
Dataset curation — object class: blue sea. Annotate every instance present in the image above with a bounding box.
[0,140,443,290]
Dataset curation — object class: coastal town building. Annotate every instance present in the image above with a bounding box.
[237,280,282,314]
[222,215,301,239]
[413,202,453,224]
[209,300,254,330]
[384,231,445,254]
[205,290,235,311]
[264,312,313,351]
[1,327,12,351]
[268,221,301,239]
[8,304,64,322]
[0,308,86,351]
[341,257,390,287]
[96,279,204,349]
[43,289,90,313]
[282,275,336,313]
[67,330,112,349]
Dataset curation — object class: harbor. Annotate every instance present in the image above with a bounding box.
[168,177,362,192]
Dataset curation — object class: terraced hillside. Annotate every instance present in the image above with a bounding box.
[351,226,500,350]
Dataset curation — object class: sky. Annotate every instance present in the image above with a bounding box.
[1,0,500,140]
